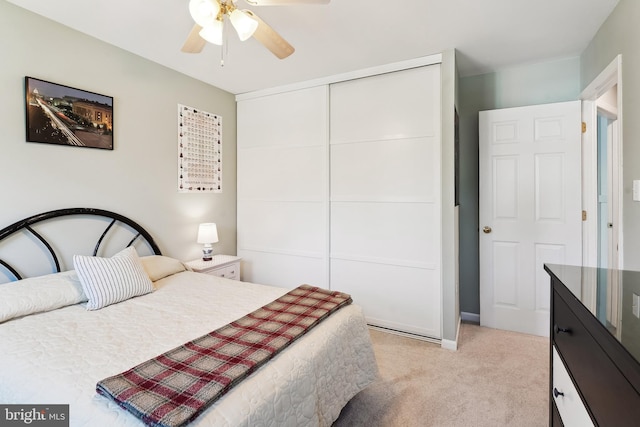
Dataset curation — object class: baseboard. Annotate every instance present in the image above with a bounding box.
[368,325,441,345]
[441,338,457,351]
[461,312,480,324]
[440,317,461,351]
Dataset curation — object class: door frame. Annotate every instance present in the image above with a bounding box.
[581,55,623,269]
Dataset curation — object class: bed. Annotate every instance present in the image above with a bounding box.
[0,208,377,426]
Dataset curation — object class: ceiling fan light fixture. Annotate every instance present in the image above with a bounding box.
[246,0,330,4]
[189,0,221,28]
[183,0,325,59]
[229,9,258,41]
[199,19,224,46]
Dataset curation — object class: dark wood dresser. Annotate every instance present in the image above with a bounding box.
[545,264,640,426]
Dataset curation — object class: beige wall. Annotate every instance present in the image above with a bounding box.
[581,0,640,270]
[0,0,237,272]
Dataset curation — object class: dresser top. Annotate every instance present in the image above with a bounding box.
[545,263,640,364]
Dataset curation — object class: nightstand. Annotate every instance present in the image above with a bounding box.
[185,255,241,280]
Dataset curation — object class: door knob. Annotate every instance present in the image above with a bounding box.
[483,226,492,234]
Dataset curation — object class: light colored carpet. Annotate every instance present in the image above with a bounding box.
[333,323,549,427]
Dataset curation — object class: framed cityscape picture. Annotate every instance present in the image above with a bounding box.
[25,76,114,150]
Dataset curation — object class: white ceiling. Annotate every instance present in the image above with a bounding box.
[7,0,619,95]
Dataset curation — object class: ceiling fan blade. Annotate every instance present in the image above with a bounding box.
[245,10,295,59]
[245,0,330,5]
[181,24,206,53]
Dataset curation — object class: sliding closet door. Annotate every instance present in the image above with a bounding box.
[330,65,442,338]
[237,87,329,288]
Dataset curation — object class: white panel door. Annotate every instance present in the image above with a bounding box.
[330,65,442,339]
[479,101,581,337]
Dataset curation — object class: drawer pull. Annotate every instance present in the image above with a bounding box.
[554,324,571,334]
[553,388,564,398]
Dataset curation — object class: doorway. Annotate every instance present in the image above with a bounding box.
[581,56,622,330]
[597,93,620,272]
[581,55,622,272]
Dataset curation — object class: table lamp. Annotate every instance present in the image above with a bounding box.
[197,223,218,261]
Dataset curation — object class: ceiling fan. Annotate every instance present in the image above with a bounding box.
[182,0,330,60]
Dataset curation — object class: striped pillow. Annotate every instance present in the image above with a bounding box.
[73,246,153,310]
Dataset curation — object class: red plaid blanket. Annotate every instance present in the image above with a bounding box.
[96,284,352,427]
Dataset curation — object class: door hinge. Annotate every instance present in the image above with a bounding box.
[582,122,587,133]
[582,210,587,221]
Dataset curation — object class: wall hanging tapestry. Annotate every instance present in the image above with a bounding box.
[177,104,222,193]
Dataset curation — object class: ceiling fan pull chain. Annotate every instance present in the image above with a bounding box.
[220,20,227,67]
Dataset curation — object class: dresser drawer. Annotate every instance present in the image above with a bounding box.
[553,291,640,425]
[552,347,592,426]
[216,264,239,280]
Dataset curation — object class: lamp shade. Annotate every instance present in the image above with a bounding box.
[229,9,258,41]
[199,20,224,45]
[197,223,219,244]
[189,0,221,28]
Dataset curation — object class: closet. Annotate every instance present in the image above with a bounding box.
[237,61,443,340]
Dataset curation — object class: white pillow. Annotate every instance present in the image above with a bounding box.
[73,246,153,310]
[0,270,87,323]
[140,255,187,281]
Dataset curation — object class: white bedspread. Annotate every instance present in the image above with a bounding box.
[0,271,377,426]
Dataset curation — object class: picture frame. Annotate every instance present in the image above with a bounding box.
[25,76,113,150]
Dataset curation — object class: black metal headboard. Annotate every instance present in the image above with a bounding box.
[0,208,162,281]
